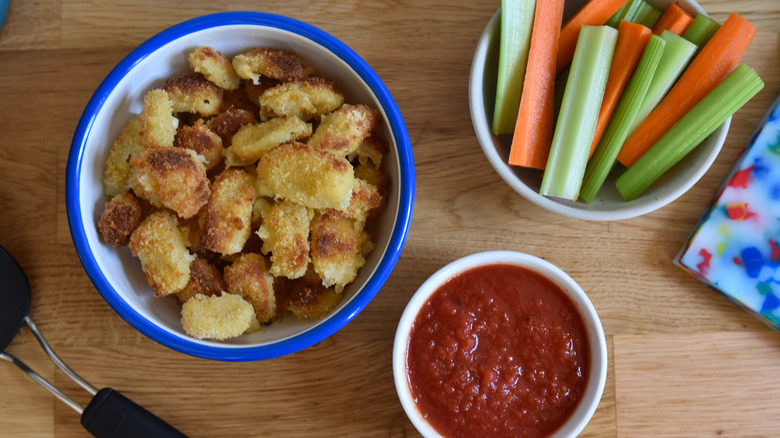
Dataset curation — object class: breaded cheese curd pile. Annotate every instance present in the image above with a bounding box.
[98,45,389,341]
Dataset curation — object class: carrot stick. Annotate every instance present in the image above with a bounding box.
[556,0,629,74]
[588,20,652,158]
[508,0,566,169]
[616,12,757,167]
[652,3,694,36]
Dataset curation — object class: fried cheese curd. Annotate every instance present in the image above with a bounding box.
[161,73,224,117]
[97,45,388,340]
[256,199,313,279]
[200,168,255,255]
[181,293,254,340]
[257,142,355,210]
[188,46,241,91]
[98,192,143,247]
[139,89,178,149]
[130,147,210,219]
[129,211,195,296]
[104,116,145,196]
[175,256,226,304]
[173,119,224,171]
[310,209,373,292]
[232,47,314,84]
[310,104,379,157]
[258,77,344,121]
[275,265,343,319]
[224,253,276,323]
[225,115,312,167]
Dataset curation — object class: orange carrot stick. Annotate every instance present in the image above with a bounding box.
[556,0,629,74]
[652,3,694,36]
[617,12,756,167]
[589,20,652,158]
[508,0,566,169]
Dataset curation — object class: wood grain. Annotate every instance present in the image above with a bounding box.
[614,331,780,436]
[0,1,777,437]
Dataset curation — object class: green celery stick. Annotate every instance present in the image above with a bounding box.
[580,35,666,203]
[552,65,570,127]
[616,0,643,24]
[632,2,662,28]
[492,0,536,134]
[615,63,764,201]
[628,30,697,136]
[682,14,720,55]
[541,25,618,200]
[606,3,628,28]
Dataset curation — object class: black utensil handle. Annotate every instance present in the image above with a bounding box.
[81,387,188,438]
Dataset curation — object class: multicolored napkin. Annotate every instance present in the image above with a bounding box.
[676,96,780,331]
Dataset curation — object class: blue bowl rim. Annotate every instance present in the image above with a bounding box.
[65,11,415,361]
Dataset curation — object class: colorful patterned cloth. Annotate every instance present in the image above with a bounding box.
[676,96,780,330]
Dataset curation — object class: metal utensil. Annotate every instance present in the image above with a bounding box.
[0,245,187,437]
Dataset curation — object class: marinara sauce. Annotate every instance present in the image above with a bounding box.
[406,264,589,438]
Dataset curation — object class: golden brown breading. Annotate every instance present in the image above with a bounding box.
[309,210,365,292]
[275,266,342,319]
[257,142,354,210]
[258,77,344,121]
[345,179,382,225]
[129,211,195,296]
[256,199,313,279]
[224,253,276,323]
[206,106,257,147]
[162,73,224,117]
[98,192,143,247]
[173,119,224,171]
[139,89,178,149]
[225,116,312,167]
[130,147,210,219]
[200,169,255,255]
[104,116,146,196]
[175,256,227,304]
[187,46,241,90]
[310,104,378,156]
[353,160,389,198]
[359,230,376,257]
[348,135,388,167]
[181,293,254,340]
[232,47,314,84]
[254,175,275,199]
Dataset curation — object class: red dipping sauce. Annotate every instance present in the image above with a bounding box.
[405,264,590,438]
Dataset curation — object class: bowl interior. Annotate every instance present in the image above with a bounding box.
[393,251,607,438]
[68,14,412,360]
[469,0,729,221]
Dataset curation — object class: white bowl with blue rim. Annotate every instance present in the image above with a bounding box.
[66,12,415,361]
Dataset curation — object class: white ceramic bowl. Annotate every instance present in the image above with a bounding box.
[469,0,729,221]
[66,12,415,361]
[393,251,608,437]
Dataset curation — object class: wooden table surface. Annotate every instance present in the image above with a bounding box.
[1,0,778,436]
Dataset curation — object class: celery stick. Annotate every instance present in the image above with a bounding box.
[628,30,696,136]
[682,14,720,55]
[617,0,644,24]
[553,65,570,127]
[615,63,764,201]
[492,0,536,134]
[580,35,666,203]
[540,25,618,200]
[606,4,628,28]
[632,2,661,28]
